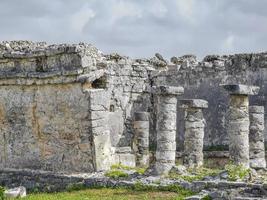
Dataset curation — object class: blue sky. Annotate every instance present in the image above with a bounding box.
[0,0,266,59]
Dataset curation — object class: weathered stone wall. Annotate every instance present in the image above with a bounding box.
[0,83,94,172]
[1,41,267,172]
[0,41,107,173]
[164,54,267,149]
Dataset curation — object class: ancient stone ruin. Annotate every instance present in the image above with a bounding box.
[1,41,267,199]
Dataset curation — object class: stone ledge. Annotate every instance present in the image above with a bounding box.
[152,85,184,95]
[249,106,264,114]
[179,99,208,109]
[0,168,267,199]
[222,84,260,95]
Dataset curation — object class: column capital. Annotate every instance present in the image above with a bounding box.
[152,85,184,96]
[221,84,259,95]
[179,99,208,109]
[134,112,150,121]
[249,105,264,114]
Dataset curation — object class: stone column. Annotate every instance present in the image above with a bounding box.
[87,89,112,171]
[249,106,266,169]
[152,85,184,175]
[180,99,208,168]
[223,84,260,168]
[133,112,150,167]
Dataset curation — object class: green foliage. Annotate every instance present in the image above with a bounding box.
[202,195,212,200]
[225,164,250,181]
[0,186,5,200]
[66,182,86,192]
[169,167,222,182]
[203,145,229,151]
[105,170,129,179]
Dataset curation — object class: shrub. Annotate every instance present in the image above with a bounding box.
[202,195,212,200]
[169,167,222,182]
[225,164,250,181]
[105,170,129,179]
[0,186,5,200]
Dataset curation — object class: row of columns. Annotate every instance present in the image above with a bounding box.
[133,84,266,176]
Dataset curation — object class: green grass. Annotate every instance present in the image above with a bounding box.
[169,167,222,182]
[105,170,129,179]
[225,164,250,181]
[21,187,193,200]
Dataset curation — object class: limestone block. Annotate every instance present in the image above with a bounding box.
[93,131,112,171]
[114,153,136,168]
[4,186,26,198]
[180,99,208,109]
[152,85,184,95]
[108,110,124,147]
[222,84,260,95]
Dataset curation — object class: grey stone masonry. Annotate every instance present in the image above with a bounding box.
[249,106,266,169]
[152,85,184,175]
[223,84,260,168]
[133,112,150,167]
[86,89,112,171]
[180,99,208,168]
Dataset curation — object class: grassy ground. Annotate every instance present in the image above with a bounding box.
[22,188,187,200]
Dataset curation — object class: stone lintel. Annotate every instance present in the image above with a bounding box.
[249,106,264,114]
[179,99,208,109]
[152,85,184,95]
[222,84,260,95]
[134,112,150,121]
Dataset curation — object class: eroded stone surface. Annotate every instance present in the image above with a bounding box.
[225,91,250,167]
[181,99,208,168]
[133,112,150,167]
[222,84,260,96]
[249,106,266,169]
[153,85,184,175]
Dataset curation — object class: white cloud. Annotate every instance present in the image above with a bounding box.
[149,0,168,18]
[221,34,235,53]
[70,4,95,33]
[111,1,142,22]
[175,0,196,24]
[0,0,266,58]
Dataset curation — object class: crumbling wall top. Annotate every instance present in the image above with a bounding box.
[0,40,103,59]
